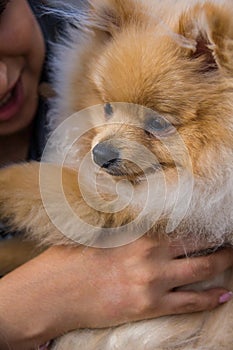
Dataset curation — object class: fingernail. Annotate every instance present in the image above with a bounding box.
[219,291,233,304]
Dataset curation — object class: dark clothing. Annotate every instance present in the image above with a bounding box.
[28,0,60,161]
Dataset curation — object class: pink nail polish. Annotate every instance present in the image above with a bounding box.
[219,291,233,304]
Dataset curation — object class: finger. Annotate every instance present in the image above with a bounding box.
[168,238,222,258]
[167,247,233,287]
[161,288,233,316]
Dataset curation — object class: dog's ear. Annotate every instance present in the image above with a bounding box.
[87,0,144,36]
[178,2,233,74]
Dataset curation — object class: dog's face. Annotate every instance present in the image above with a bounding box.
[63,0,233,187]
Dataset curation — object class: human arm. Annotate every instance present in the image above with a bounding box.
[0,237,232,350]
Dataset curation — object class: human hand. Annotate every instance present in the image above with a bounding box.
[64,236,232,327]
[0,236,232,350]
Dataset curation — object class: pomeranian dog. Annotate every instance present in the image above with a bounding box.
[0,0,233,348]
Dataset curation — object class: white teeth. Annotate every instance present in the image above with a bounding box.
[0,91,12,107]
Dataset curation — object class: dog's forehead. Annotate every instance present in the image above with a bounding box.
[92,30,202,113]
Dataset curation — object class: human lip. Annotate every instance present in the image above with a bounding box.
[0,77,24,122]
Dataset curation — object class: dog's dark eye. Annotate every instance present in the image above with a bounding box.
[145,115,174,138]
[104,103,114,119]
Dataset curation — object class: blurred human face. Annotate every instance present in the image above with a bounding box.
[0,0,45,136]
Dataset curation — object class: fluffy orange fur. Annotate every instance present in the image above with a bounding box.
[0,0,233,348]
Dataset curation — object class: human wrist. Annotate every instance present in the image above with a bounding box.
[0,253,62,349]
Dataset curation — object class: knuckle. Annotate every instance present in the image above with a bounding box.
[205,299,217,311]
[137,299,152,315]
[183,296,200,313]
[181,293,217,314]
[135,269,157,286]
[134,295,154,315]
[137,242,157,260]
[142,246,156,260]
[199,259,215,279]
[192,259,215,279]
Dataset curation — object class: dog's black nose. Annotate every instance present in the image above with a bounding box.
[92,142,120,169]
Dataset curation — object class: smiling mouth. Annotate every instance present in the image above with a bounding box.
[0,91,13,107]
[0,77,24,122]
